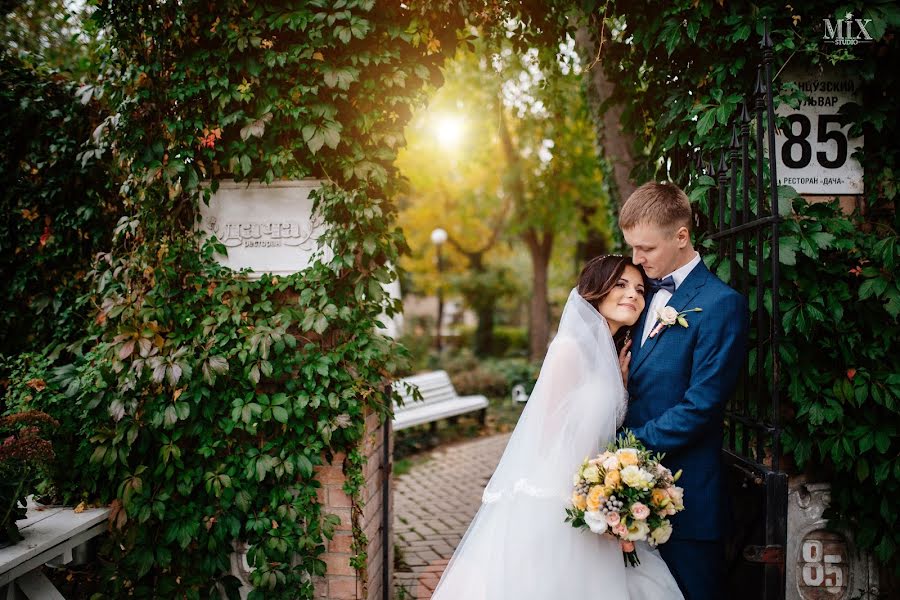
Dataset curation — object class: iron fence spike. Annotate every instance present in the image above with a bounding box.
[759,17,773,49]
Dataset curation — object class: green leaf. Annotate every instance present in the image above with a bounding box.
[296,455,314,478]
[164,405,178,427]
[811,232,835,250]
[687,20,700,41]
[779,236,798,266]
[322,123,341,149]
[175,402,190,420]
[859,278,887,300]
[313,314,328,334]
[272,406,289,424]
[697,109,717,137]
[307,130,325,154]
[236,490,251,512]
[688,185,712,203]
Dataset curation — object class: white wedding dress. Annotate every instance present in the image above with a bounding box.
[430,288,684,600]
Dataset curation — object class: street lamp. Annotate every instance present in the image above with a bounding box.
[430,227,448,351]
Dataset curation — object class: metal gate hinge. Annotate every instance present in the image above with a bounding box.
[743,545,785,564]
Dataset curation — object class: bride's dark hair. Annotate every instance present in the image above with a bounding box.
[577,254,648,350]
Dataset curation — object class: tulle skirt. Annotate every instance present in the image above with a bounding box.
[430,492,684,600]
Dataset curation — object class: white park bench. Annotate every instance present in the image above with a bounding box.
[0,502,110,599]
[392,370,488,431]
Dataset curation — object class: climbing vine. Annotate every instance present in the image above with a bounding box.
[2,1,479,597]
[572,0,900,568]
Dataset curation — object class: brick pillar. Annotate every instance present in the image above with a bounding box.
[314,406,393,600]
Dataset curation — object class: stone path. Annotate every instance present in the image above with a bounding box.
[392,433,511,599]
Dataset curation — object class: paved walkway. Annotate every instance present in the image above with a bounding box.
[392,433,511,599]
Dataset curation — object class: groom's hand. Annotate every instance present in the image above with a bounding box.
[618,339,632,388]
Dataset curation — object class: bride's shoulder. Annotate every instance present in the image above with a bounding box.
[547,335,582,362]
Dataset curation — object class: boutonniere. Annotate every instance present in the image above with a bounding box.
[649,306,702,338]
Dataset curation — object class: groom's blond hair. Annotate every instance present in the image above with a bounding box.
[619,182,692,233]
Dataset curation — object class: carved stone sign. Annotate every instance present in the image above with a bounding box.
[198,179,328,278]
[787,482,878,600]
[799,530,848,598]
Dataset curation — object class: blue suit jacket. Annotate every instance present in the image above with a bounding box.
[624,260,748,542]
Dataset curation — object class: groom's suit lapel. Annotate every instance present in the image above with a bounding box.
[630,261,710,376]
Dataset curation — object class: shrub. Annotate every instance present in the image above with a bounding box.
[486,357,540,395]
[492,326,529,357]
[449,368,509,398]
[0,408,58,545]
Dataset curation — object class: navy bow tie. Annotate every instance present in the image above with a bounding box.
[649,276,676,294]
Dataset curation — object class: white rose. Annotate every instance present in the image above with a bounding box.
[584,510,608,534]
[601,455,621,471]
[582,465,601,484]
[657,306,679,326]
[625,520,650,541]
[650,521,673,546]
[620,465,654,490]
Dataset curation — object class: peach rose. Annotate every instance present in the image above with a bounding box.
[631,502,650,520]
[605,511,621,527]
[586,485,605,512]
[604,469,621,488]
[571,491,587,511]
[612,523,628,538]
[616,448,640,467]
[651,488,670,507]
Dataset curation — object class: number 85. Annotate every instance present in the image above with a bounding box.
[781,114,850,169]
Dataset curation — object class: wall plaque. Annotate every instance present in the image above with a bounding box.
[198,179,328,278]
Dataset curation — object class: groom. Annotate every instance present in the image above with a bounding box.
[620,182,748,600]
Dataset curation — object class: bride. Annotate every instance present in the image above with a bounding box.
[430,255,684,599]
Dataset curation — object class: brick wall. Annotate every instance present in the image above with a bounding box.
[314,406,393,600]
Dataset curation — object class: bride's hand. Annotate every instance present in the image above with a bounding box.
[618,338,633,388]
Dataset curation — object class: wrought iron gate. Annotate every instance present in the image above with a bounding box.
[680,22,788,600]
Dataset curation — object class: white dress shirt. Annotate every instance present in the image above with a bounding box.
[640,252,702,346]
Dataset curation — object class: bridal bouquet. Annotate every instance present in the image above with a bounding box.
[565,431,684,567]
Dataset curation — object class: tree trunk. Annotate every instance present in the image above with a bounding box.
[574,25,638,206]
[524,228,552,361]
[474,303,495,356]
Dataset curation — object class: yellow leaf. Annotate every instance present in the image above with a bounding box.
[174,388,184,401]
[312,52,324,61]
[74,501,87,513]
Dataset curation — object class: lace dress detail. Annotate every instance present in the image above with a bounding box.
[616,389,629,429]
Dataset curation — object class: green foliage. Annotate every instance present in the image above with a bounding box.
[552,0,900,569]
[458,324,529,358]
[2,0,479,596]
[0,52,123,357]
[0,0,104,79]
[772,193,898,566]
